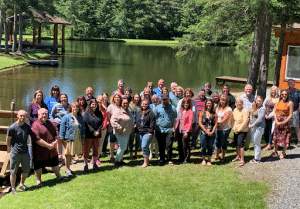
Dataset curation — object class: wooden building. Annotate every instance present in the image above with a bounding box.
[273,23,300,90]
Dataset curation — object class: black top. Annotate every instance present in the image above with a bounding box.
[136,109,156,135]
[201,112,216,135]
[228,93,236,110]
[27,101,48,125]
[7,122,32,155]
[83,110,103,138]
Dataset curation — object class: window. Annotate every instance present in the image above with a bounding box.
[286,45,300,80]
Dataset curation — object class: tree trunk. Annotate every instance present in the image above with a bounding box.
[257,14,272,99]
[0,9,3,47]
[273,23,286,87]
[12,5,18,52]
[247,1,266,94]
[17,13,23,53]
[3,8,9,54]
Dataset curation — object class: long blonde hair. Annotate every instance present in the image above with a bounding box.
[32,90,44,104]
[251,96,264,116]
[269,86,279,99]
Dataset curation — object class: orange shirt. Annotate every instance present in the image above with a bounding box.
[275,100,290,116]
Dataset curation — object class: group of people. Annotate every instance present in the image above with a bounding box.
[6,78,300,194]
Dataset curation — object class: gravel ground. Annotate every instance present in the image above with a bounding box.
[238,145,300,209]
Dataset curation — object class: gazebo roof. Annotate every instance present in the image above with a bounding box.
[7,9,71,25]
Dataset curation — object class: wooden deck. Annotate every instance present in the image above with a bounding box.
[215,76,273,87]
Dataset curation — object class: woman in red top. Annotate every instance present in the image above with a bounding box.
[175,98,194,163]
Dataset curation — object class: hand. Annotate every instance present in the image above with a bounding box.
[47,143,55,150]
[172,127,175,133]
[184,132,188,138]
[134,124,136,128]
[248,124,252,129]
[207,132,213,137]
[94,131,100,137]
[52,140,58,146]
[265,115,270,120]
[116,129,122,134]
[148,133,152,138]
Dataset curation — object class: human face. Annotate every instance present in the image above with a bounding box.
[52,90,59,98]
[183,102,189,110]
[122,100,129,110]
[158,80,164,88]
[271,88,277,98]
[36,93,43,103]
[162,89,168,94]
[245,85,253,97]
[236,100,243,110]
[199,91,205,100]
[72,105,79,115]
[152,97,159,105]
[212,95,219,103]
[118,81,124,90]
[171,83,177,92]
[220,98,226,107]
[90,102,97,112]
[114,96,121,106]
[176,89,183,97]
[134,95,140,104]
[206,101,213,111]
[86,89,93,99]
[223,86,229,95]
[60,95,68,105]
[147,83,154,90]
[288,80,295,89]
[103,94,108,103]
[141,101,149,110]
[205,85,211,93]
[125,91,131,99]
[256,97,263,108]
[38,109,48,123]
[185,91,192,99]
[281,91,288,102]
[17,110,26,123]
[144,91,150,98]
[96,97,103,107]
[79,99,85,107]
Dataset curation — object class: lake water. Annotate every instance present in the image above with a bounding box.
[0,41,275,112]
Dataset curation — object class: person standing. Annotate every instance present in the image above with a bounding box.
[83,99,103,172]
[124,87,133,103]
[169,82,178,101]
[140,82,156,97]
[211,92,220,110]
[137,99,156,168]
[110,99,133,167]
[129,93,141,159]
[27,90,48,126]
[31,108,64,186]
[222,84,236,110]
[171,86,184,108]
[44,85,60,116]
[204,83,213,99]
[238,84,255,151]
[101,93,110,155]
[154,94,177,166]
[175,98,194,164]
[153,79,165,97]
[199,99,217,166]
[6,110,32,195]
[86,87,96,104]
[149,94,160,159]
[271,90,293,159]
[77,95,88,114]
[248,96,265,164]
[59,102,85,176]
[287,79,300,146]
[263,86,279,150]
[191,89,207,149]
[111,79,125,97]
[232,99,249,167]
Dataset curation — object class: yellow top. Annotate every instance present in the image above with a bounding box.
[232,108,249,133]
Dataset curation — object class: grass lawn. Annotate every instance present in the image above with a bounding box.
[121,39,178,46]
[0,138,270,209]
[0,49,52,70]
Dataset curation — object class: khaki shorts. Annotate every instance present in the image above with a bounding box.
[291,111,299,128]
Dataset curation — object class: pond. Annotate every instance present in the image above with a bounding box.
[0,41,275,112]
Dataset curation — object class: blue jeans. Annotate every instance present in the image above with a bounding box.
[215,129,231,151]
[200,132,215,157]
[264,119,273,145]
[129,130,140,152]
[115,133,130,162]
[191,125,200,148]
[139,134,153,157]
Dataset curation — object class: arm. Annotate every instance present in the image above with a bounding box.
[218,109,232,124]
[96,111,103,133]
[198,111,207,134]
[50,104,57,121]
[59,116,67,140]
[273,101,279,125]
[83,112,97,133]
[186,110,194,132]
[6,136,12,153]
[27,104,34,124]
[148,111,156,135]
[211,115,218,133]
[251,108,265,127]
[31,128,55,150]
[80,116,86,139]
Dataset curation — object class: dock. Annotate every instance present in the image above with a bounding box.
[215,76,273,87]
[28,60,59,66]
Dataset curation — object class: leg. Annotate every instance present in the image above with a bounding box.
[295,127,300,143]
[115,134,130,162]
[200,132,208,158]
[156,131,166,162]
[244,130,251,150]
[20,173,28,187]
[10,174,17,189]
[102,131,109,154]
[221,129,231,159]
[166,131,174,162]
[65,155,72,172]
[98,130,107,159]
[135,133,140,158]
[129,132,134,159]
[214,130,221,160]
[52,166,62,179]
[34,168,43,185]
[252,128,263,161]
[91,138,100,163]
[141,134,153,167]
[182,132,191,162]
[83,138,91,166]
[177,132,184,161]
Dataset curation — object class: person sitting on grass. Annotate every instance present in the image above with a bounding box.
[232,98,249,167]
[6,110,32,195]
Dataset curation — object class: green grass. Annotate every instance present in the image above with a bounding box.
[0,49,52,70]
[0,140,270,209]
[121,39,178,46]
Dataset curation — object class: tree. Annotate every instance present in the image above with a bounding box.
[12,3,17,52]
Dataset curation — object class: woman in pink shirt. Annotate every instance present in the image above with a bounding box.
[175,98,194,163]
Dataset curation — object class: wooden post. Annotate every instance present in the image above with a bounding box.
[9,21,13,44]
[32,24,36,48]
[62,24,65,53]
[38,23,41,43]
[11,99,15,123]
[53,24,58,53]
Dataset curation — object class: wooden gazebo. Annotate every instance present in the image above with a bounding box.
[8,9,71,53]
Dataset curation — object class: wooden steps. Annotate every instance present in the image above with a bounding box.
[215,76,273,87]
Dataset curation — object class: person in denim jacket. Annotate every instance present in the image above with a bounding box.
[59,102,85,176]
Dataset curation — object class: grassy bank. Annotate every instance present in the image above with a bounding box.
[0,49,52,70]
[121,39,178,46]
[0,140,270,209]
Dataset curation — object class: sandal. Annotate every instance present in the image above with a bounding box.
[168,161,174,166]
[239,162,245,167]
[206,162,212,167]
[269,151,278,158]
[232,157,240,162]
[201,160,206,166]
[280,152,286,159]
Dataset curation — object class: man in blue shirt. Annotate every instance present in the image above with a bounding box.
[154,94,177,166]
[153,79,165,97]
[288,79,300,146]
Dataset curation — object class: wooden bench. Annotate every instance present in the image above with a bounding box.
[215,76,273,87]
